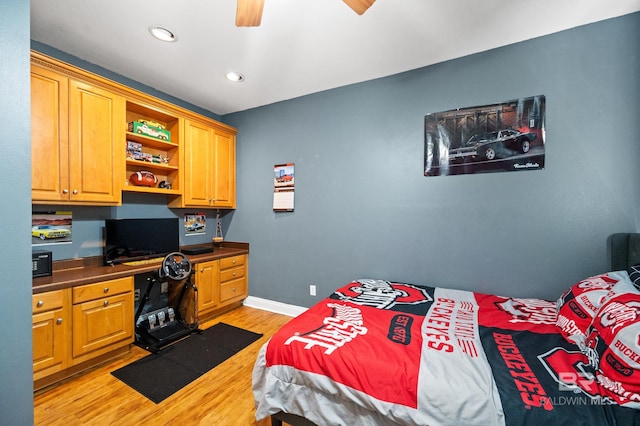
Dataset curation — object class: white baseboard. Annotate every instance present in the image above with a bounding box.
[243,296,307,317]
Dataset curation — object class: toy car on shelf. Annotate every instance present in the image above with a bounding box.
[138,119,165,130]
[128,121,170,141]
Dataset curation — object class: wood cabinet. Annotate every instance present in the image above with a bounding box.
[31,63,125,205]
[71,277,134,365]
[195,260,220,315]
[31,51,238,208]
[32,290,69,381]
[170,119,236,208]
[193,254,247,321]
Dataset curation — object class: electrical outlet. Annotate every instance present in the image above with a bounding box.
[309,285,316,296]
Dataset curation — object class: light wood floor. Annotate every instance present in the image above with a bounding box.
[34,306,293,426]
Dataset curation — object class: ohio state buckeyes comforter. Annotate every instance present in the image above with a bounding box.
[253,275,640,425]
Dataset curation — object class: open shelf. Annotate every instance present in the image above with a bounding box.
[124,100,181,195]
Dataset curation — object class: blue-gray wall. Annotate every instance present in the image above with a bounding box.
[224,13,640,305]
[33,193,232,261]
[1,0,34,423]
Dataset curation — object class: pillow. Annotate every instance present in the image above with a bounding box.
[628,264,640,290]
[584,281,640,408]
[555,273,619,346]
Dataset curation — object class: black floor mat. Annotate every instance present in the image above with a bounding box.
[111,322,262,403]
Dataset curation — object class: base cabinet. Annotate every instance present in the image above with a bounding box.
[195,260,220,315]
[33,277,134,390]
[71,277,134,365]
[32,290,68,381]
[194,254,247,321]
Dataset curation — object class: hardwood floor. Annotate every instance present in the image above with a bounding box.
[34,306,293,426]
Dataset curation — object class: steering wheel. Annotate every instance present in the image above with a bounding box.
[160,252,192,280]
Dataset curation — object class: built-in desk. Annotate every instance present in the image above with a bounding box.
[32,242,249,390]
[33,242,249,293]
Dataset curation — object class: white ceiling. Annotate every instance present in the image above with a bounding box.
[30,0,640,116]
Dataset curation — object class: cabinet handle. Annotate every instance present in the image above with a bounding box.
[232,272,236,277]
[200,268,204,273]
[232,287,237,293]
[103,300,109,306]
[62,189,69,194]
[56,318,63,325]
[73,189,78,194]
[103,287,109,293]
[37,300,44,308]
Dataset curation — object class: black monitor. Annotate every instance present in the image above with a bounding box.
[104,218,179,265]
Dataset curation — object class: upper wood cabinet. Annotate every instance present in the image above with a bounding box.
[31,51,237,208]
[31,64,125,205]
[169,119,236,208]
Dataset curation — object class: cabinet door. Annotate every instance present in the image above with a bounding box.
[183,120,213,206]
[72,292,133,363]
[33,308,66,379]
[68,80,125,204]
[31,66,69,202]
[211,130,236,208]
[195,260,219,314]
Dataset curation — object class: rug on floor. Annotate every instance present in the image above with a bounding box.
[111,322,262,403]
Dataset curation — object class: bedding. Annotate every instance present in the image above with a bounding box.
[253,275,640,425]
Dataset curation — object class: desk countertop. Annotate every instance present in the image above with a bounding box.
[32,242,249,294]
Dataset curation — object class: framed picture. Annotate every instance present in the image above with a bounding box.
[424,95,545,176]
[32,211,72,245]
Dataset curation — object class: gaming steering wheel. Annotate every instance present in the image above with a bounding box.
[160,252,192,280]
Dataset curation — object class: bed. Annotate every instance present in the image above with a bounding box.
[253,233,640,425]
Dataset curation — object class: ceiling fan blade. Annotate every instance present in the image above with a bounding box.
[236,0,264,27]
[343,0,376,15]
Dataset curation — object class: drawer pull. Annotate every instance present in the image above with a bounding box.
[232,260,237,265]
[103,287,109,293]
[56,318,63,325]
[103,300,109,307]
[37,300,44,308]
[232,287,237,292]
[232,272,236,277]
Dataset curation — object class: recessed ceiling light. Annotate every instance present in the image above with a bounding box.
[226,72,245,82]
[149,25,177,42]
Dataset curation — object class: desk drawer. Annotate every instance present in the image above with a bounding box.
[32,290,64,313]
[219,255,245,270]
[72,277,133,304]
[219,266,245,283]
[220,279,247,303]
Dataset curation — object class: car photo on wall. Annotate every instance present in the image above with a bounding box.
[32,211,72,245]
[424,95,545,177]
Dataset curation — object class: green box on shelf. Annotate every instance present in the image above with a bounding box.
[128,121,171,141]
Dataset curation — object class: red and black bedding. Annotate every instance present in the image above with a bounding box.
[253,272,640,425]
